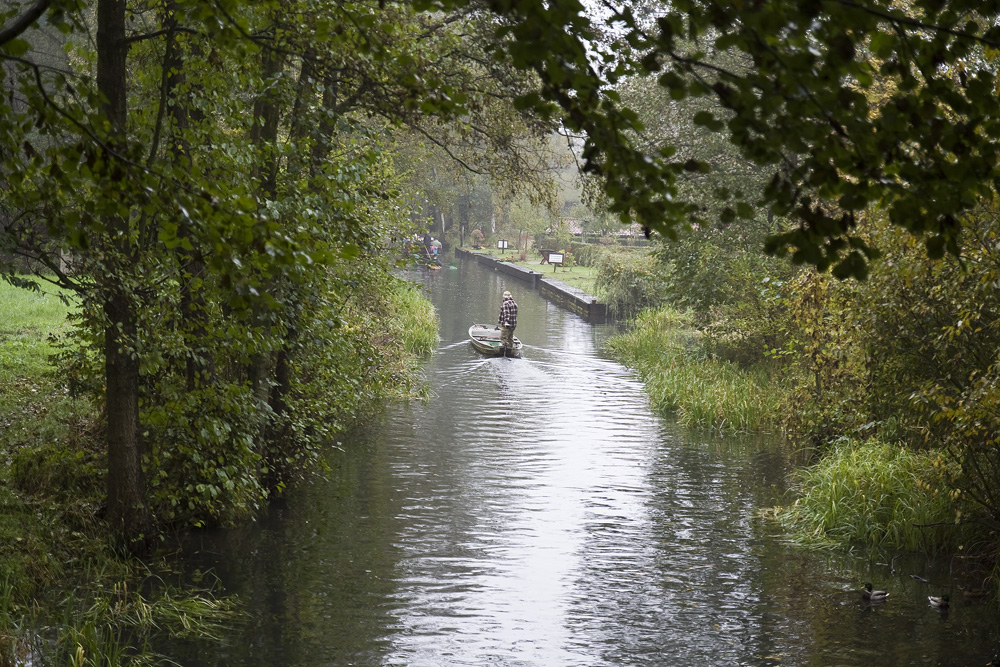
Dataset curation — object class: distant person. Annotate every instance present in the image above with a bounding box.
[497,290,518,350]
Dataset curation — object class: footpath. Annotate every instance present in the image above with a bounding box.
[455,248,607,322]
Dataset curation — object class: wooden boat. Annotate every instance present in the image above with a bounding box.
[468,323,522,357]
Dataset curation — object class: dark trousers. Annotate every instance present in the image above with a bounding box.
[500,325,515,349]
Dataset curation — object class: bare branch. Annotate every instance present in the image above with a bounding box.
[0,0,51,47]
[830,0,1000,48]
[411,125,485,174]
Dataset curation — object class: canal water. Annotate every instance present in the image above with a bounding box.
[166,255,999,666]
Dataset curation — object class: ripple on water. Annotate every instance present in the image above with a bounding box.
[161,265,1000,667]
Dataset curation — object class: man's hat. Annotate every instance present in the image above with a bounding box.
[503,290,512,299]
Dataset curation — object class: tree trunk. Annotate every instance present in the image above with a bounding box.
[250,42,284,197]
[247,34,287,488]
[103,289,150,550]
[98,0,152,552]
[245,36,284,391]
[459,193,469,248]
[162,2,213,390]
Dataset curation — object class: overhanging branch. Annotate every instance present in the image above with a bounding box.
[0,0,50,47]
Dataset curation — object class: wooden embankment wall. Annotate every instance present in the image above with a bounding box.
[455,248,607,323]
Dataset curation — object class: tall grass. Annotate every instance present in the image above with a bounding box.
[13,575,243,667]
[0,577,31,667]
[388,280,439,356]
[773,438,973,552]
[606,306,783,432]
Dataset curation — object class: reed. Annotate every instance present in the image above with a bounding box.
[387,280,439,356]
[774,438,971,552]
[35,576,242,667]
[0,577,30,667]
[606,307,783,432]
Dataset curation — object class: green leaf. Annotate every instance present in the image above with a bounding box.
[692,111,723,131]
[3,39,30,57]
[869,32,896,59]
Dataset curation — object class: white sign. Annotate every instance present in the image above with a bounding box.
[548,252,564,264]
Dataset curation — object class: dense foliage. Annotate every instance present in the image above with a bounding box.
[422,0,1000,279]
[607,201,1000,551]
[5,0,1000,576]
[593,248,666,320]
[0,0,545,549]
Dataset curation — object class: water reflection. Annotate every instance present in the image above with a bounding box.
[164,256,999,666]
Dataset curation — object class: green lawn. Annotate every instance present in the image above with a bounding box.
[463,247,600,296]
[530,262,599,294]
[0,279,102,603]
[0,280,75,410]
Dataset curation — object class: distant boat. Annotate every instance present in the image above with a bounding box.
[468,323,522,357]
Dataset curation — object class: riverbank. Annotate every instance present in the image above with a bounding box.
[0,276,439,664]
[604,306,784,433]
[455,247,607,321]
[458,246,600,294]
[605,303,1000,582]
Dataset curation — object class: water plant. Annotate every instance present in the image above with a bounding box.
[772,438,976,552]
[30,575,242,667]
[606,306,783,432]
[388,280,439,357]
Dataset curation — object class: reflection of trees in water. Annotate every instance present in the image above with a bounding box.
[162,412,406,666]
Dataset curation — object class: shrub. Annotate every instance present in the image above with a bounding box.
[568,242,601,267]
[594,249,666,319]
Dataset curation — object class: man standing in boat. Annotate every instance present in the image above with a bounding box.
[498,290,518,351]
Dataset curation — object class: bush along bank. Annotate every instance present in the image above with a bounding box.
[0,275,438,665]
[609,301,1000,577]
[605,306,786,433]
[772,438,977,553]
[604,219,1000,579]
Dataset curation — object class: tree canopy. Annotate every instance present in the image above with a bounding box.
[5,0,1000,551]
[0,0,563,550]
[417,0,1000,278]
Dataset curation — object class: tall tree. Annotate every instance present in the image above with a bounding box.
[416,0,1000,279]
[96,0,152,550]
[2,0,576,549]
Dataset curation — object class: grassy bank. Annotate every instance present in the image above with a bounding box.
[461,247,600,295]
[0,283,93,600]
[0,281,127,663]
[606,304,999,569]
[0,284,74,410]
[605,306,785,432]
[771,439,977,553]
[0,276,440,664]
